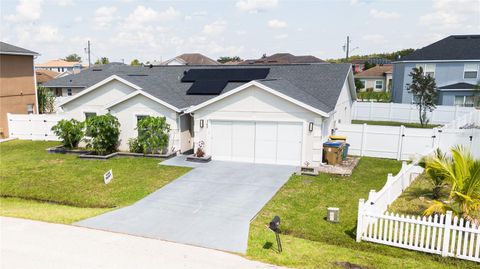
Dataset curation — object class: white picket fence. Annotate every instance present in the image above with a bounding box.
[352,102,476,124]
[7,113,66,141]
[358,211,480,262]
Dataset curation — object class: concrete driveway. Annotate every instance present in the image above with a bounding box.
[1,217,285,269]
[77,156,295,253]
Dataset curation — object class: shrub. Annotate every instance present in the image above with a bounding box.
[51,119,84,149]
[136,116,171,154]
[85,114,120,155]
[128,138,142,153]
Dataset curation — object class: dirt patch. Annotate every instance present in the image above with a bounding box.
[333,261,371,269]
[44,159,65,165]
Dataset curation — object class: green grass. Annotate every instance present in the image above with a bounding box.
[247,157,477,269]
[388,173,449,216]
[0,197,111,224]
[0,140,190,222]
[352,120,441,129]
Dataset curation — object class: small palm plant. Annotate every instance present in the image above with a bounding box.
[423,146,480,223]
[419,148,447,199]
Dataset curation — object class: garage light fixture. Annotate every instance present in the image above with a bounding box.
[199,119,204,128]
[309,122,314,132]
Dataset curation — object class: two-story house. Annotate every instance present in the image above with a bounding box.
[392,35,480,107]
[0,41,39,138]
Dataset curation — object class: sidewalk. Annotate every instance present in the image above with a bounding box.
[0,217,283,269]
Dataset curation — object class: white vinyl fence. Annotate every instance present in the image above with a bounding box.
[358,211,480,262]
[352,102,476,124]
[7,113,66,140]
[337,110,480,160]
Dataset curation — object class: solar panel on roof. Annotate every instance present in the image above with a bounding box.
[182,68,269,82]
[182,68,270,95]
[186,80,228,95]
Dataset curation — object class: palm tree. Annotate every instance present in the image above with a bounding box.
[424,146,480,223]
[419,148,447,199]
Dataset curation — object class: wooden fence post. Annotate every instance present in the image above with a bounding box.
[442,211,453,257]
[356,198,365,242]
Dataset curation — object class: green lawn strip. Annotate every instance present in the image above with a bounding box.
[0,197,111,224]
[247,157,476,268]
[388,173,450,216]
[0,140,191,208]
[352,120,441,129]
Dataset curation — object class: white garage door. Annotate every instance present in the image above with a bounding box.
[211,121,303,165]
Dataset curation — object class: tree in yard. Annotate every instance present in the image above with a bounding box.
[217,56,242,63]
[84,114,120,155]
[95,57,109,65]
[354,78,364,92]
[424,146,480,223]
[130,59,142,66]
[64,54,81,62]
[473,81,480,108]
[363,61,376,71]
[37,86,56,114]
[407,66,438,128]
[51,119,84,149]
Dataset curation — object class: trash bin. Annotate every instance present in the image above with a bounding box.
[329,135,347,142]
[323,142,344,165]
[342,143,350,160]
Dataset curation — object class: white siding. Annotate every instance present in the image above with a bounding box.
[108,94,179,152]
[193,85,325,166]
[61,80,136,120]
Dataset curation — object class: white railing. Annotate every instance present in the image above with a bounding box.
[352,102,476,124]
[357,211,480,262]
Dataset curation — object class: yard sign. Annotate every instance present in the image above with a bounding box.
[104,169,113,184]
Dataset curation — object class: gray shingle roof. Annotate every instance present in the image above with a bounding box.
[0,41,38,55]
[439,82,477,90]
[45,63,351,112]
[400,35,480,61]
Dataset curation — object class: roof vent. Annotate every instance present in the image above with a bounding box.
[149,64,153,68]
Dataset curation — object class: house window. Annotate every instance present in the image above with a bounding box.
[415,63,436,77]
[27,104,34,114]
[136,115,148,136]
[67,89,72,96]
[464,64,478,79]
[55,88,62,97]
[454,96,474,107]
[375,80,384,90]
[84,112,96,120]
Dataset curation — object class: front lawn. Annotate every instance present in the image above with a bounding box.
[0,140,190,222]
[352,120,441,129]
[247,157,476,269]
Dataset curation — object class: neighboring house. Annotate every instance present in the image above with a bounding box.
[46,64,356,167]
[156,53,219,65]
[351,58,391,73]
[392,35,480,107]
[36,59,85,73]
[240,53,325,65]
[35,69,60,85]
[0,41,39,138]
[355,65,393,92]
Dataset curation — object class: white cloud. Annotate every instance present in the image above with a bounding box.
[74,16,83,23]
[275,34,288,39]
[93,6,117,29]
[203,19,227,35]
[369,9,400,19]
[362,34,387,44]
[268,19,287,28]
[236,0,278,13]
[5,0,43,22]
[17,24,62,44]
[122,6,180,29]
[56,0,73,6]
[419,0,479,31]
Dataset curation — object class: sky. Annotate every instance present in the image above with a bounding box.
[1,0,479,65]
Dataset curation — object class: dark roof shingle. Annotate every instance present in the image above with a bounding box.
[400,35,480,61]
[45,63,351,112]
[0,41,38,55]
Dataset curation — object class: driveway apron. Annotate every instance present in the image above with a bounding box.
[76,156,295,253]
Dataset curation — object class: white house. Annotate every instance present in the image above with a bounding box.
[51,64,355,167]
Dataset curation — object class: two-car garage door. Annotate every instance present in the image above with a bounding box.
[211,121,303,165]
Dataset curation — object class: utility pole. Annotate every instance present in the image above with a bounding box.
[85,40,91,68]
[346,36,350,61]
